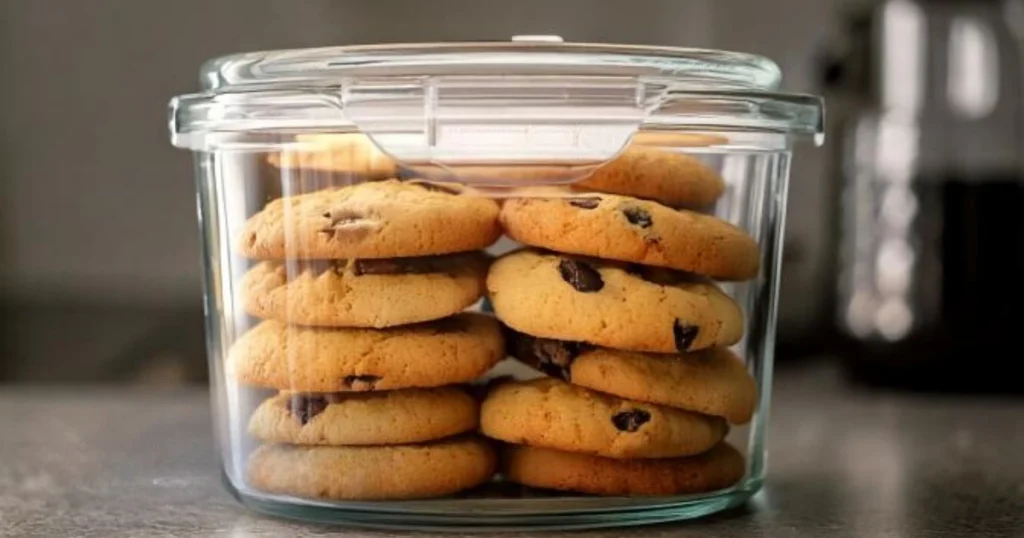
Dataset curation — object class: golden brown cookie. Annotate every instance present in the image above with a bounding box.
[501,442,745,496]
[248,388,479,446]
[486,249,744,354]
[572,146,725,208]
[228,314,504,392]
[247,436,496,500]
[507,330,757,424]
[499,194,760,280]
[238,180,502,260]
[269,133,397,178]
[240,253,487,328]
[480,378,727,459]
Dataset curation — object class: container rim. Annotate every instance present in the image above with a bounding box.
[170,40,824,150]
[199,40,784,91]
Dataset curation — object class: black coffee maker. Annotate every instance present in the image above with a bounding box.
[821,0,1024,391]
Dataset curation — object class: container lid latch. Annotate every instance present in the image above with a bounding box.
[341,75,661,186]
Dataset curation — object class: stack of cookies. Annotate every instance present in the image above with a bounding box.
[481,142,760,496]
[227,179,506,500]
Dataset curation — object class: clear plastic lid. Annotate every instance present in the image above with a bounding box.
[169,37,823,184]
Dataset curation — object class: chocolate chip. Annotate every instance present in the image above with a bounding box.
[558,259,604,292]
[622,206,653,228]
[672,319,700,353]
[611,410,651,432]
[506,330,591,380]
[341,375,382,390]
[534,342,579,380]
[535,340,587,379]
[285,395,329,425]
[567,197,601,209]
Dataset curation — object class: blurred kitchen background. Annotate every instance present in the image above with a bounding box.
[2,0,1022,391]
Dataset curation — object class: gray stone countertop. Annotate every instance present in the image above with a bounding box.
[1,361,1023,538]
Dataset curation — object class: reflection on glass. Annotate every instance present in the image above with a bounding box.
[947,16,999,119]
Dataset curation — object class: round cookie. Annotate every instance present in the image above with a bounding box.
[248,387,479,446]
[228,313,504,392]
[499,194,760,280]
[480,378,727,459]
[486,249,743,354]
[507,330,757,424]
[572,146,725,208]
[239,180,502,260]
[269,133,397,178]
[501,443,745,496]
[240,252,488,328]
[247,436,496,500]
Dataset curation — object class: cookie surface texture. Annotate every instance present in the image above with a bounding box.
[248,387,479,446]
[247,436,496,500]
[228,314,504,392]
[239,180,501,260]
[480,378,727,459]
[240,253,487,328]
[573,146,725,208]
[487,249,744,353]
[508,331,757,424]
[499,194,759,280]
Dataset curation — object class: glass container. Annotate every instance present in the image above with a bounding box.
[168,37,823,530]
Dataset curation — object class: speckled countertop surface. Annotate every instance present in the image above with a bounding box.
[1,361,1023,538]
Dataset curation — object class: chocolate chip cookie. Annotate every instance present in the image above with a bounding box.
[239,180,501,260]
[249,387,479,446]
[228,314,504,392]
[240,252,488,328]
[572,145,725,208]
[486,249,744,354]
[507,330,757,424]
[268,133,397,178]
[501,442,745,496]
[247,436,496,500]
[480,378,727,459]
[499,194,760,280]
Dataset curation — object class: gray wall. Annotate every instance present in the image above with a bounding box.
[0,0,840,328]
